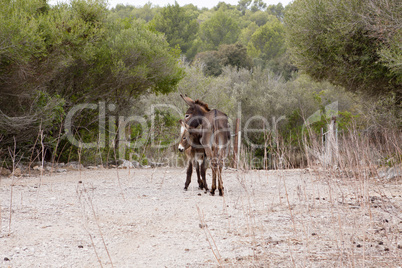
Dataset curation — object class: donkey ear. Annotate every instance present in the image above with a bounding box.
[180,93,195,107]
[179,119,189,130]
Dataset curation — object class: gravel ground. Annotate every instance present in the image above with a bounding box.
[1,167,401,267]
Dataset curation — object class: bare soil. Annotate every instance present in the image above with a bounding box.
[1,167,401,267]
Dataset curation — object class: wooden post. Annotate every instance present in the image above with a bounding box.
[233,118,240,169]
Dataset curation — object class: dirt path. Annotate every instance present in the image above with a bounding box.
[1,168,401,267]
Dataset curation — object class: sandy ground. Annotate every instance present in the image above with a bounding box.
[1,167,401,267]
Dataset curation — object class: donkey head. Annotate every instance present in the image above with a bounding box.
[178,119,190,152]
[178,119,202,152]
[180,94,210,128]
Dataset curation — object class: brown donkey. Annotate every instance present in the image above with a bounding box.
[180,94,231,196]
[178,119,208,191]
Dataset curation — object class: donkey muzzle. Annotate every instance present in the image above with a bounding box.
[178,144,184,152]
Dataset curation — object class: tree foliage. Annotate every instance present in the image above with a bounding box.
[286,0,401,98]
[237,0,267,14]
[150,2,199,59]
[0,0,183,151]
[249,11,270,26]
[194,50,223,77]
[219,43,253,71]
[248,16,285,61]
[266,3,284,21]
[107,0,292,79]
[110,3,159,22]
[199,10,240,50]
[195,43,252,76]
[238,21,259,45]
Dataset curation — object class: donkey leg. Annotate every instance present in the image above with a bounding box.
[210,165,217,196]
[195,161,204,190]
[218,165,224,196]
[184,161,193,190]
[201,158,208,193]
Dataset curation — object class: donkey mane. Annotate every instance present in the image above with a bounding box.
[195,100,211,111]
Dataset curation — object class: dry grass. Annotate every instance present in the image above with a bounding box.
[221,169,401,267]
[221,127,401,267]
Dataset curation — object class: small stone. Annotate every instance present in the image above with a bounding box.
[1,168,11,176]
[357,244,362,248]
[11,168,22,176]
[199,223,207,229]
[4,257,10,261]
[312,233,317,236]
[78,245,84,249]
[184,248,189,252]
[118,160,136,169]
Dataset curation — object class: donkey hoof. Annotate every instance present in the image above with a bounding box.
[219,190,224,196]
[184,187,188,191]
[210,190,215,196]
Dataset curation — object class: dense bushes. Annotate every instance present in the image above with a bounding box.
[0,0,183,163]
[286,0,401,98]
